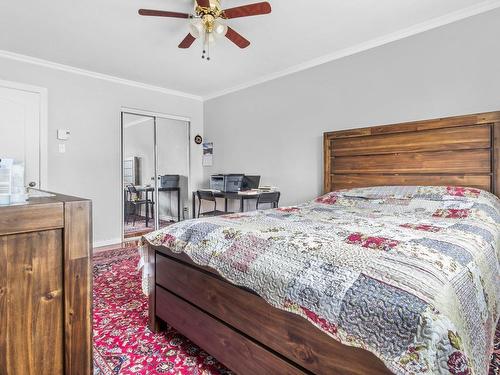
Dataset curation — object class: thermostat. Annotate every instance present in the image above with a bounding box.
[57,129,70,140]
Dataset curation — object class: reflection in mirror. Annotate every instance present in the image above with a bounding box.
[122,113,156,239]
[122,113,190,239]
[156,117,190,230]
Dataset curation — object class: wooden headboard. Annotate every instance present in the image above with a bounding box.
[324,111,500,197]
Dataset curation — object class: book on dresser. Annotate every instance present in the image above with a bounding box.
[0,190,93,375]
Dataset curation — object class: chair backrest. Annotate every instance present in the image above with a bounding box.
[257,192,280,208]
[197,190,216,202]
[127,184,138,194]
[126,184,139,201]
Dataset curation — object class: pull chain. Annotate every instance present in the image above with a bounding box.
[207,33,211,61]
[201,30,211,61]
[201,30,206,59]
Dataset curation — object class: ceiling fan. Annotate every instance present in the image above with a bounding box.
[138,0,272,60]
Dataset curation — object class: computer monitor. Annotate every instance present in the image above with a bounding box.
[242,175,261,190]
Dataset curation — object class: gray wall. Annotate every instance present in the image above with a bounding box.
[0,57,203,245]
[204,8,500,209]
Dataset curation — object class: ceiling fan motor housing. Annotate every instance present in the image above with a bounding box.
[195,0,223,33]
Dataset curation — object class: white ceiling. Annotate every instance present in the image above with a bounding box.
[1,0,498,98]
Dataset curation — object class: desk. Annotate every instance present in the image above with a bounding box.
[132,186,181,225]
[191,190,279,219]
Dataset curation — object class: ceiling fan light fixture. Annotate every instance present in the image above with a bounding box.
[213,20,228,36]
[138,1,272,56]
[189,19,203,38]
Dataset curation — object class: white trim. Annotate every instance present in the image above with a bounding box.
[121,107,191,122]
[0,50,203,102]
[39,89,48,190]
[203,0,500,100]
[1,1,498,102]
[93,238,123,249]
[0,79,49,189]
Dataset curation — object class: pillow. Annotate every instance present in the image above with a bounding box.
[334,185,485,201]
[336,186,419,199]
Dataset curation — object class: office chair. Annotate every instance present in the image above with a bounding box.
[197,190,230,218]
[126,184,154,226]
[256,191,280,210]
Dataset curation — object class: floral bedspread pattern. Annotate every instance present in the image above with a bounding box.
[141,186,500,375]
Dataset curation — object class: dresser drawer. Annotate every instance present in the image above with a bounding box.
[155,285,305,375]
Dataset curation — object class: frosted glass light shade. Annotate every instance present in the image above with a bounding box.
[214,21,228,36]
[189,19,203,38]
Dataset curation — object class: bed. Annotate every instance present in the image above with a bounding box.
[140,111,500,375]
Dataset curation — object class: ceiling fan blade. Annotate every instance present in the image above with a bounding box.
[138,9,190,19]
[225,27,250,49]
[195,0,210,8]
[178,34,197,49]
[222,2,271,19]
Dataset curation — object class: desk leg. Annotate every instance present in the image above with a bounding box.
[177,189,181,222]
[192,192,196,219]
[145,190,149,227]
[224,198,228,213]
[240,197,244,213]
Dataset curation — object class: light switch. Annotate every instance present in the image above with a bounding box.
[58,144,66,153]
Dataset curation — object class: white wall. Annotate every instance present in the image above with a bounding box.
[204,8,500,209]
[0,57,204,246]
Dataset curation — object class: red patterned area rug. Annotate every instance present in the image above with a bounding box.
[93,245,231,375]
[92,245,500,375]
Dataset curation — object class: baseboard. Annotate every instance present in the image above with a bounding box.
[93,238,123,249]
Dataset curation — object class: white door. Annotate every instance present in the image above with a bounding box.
[0,84,42,188]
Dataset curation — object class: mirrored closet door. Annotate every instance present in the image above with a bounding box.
[121,111,190,240]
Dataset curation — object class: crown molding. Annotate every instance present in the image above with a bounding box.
[203,0,500,101]
[0,49,203,101]
[1,0,499,102]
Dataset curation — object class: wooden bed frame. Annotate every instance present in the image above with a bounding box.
[147,111,500,375]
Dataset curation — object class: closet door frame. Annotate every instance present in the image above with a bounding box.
[120,108,191,242]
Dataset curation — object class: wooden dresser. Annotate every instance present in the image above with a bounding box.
[0,191,92,375]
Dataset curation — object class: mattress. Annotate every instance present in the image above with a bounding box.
[140,185,500,374]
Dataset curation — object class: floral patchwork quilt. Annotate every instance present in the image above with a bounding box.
[140,186,500,374]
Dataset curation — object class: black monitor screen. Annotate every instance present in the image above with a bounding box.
[242,175,261,190]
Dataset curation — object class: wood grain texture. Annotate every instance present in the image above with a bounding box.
[138,9,190,18]
[178,33,196,49]
[0,203,63,236]
[332,149,490,174]
[156,254,390,375]
[222,2,272,19]
[331,174,492,192]
[323,133,332,196]
[156,286,307,375]
[0,230,64,375]
[147,245,158,332]
[64,200,93,375]
[331,125,490,156]
[0,235,6,375]
[324,111,500,195]
[225,26,250,48]
[327,111,500,139]
[494,123,500,196]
